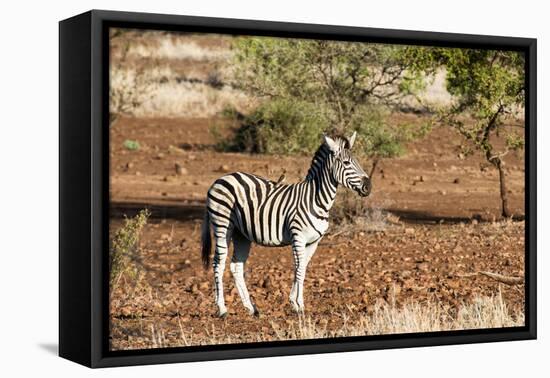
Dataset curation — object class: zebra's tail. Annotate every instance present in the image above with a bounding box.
[201,210,212,269]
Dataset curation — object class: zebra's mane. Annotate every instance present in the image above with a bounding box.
[305,136,348,181]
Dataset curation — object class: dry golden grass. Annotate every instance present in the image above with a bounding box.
[124,32,232,62]
[270,290,523,340]
[110,62,254,118]
[133,79,253,118]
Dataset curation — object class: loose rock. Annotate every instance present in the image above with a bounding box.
[218,164,230,173]
[175,163,188,176]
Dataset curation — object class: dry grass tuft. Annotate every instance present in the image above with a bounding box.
[270,291,523,341]
[109,209,150,286]
[331,191,395,234]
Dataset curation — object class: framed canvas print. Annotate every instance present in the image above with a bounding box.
[59,10,536,368]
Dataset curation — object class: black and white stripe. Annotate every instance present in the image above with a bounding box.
[201,133,371,316]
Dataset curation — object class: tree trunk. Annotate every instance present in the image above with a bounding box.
[495,159,511,218]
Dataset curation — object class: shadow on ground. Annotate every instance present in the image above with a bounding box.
[111,200,524,224]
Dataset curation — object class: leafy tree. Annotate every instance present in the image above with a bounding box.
[431,49,525,217]
[225,37,432,174]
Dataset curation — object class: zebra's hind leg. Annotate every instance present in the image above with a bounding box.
[230,233,259,317]
[212,225,232,318]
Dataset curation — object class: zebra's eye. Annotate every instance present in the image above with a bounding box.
[343,160,351,166]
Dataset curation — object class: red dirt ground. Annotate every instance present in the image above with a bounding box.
[109,114,525,221]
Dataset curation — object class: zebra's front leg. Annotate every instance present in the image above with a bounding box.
[289,239,321,313]
[305,239,321,267]
[289,237,309,313]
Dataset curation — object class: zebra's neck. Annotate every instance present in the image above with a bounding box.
[305,145,338,217]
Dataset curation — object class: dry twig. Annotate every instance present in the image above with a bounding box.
[458,271,524,285]
[478,271,524,285]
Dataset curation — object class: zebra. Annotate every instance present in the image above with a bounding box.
[201,132,371,317]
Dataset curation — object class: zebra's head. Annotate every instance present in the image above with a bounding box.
[324,132,371,197]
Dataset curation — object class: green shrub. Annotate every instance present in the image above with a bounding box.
[217,99,329,155]
[110,209,150,286]
[123,139,140,151]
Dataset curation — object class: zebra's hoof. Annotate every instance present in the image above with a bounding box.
[291,304,305,315]
[290,301,302,314]
[252,305,260,317]
[218,311,228,319]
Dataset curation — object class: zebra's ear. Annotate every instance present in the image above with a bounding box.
[348,131,357,149]
[323,134,340,153]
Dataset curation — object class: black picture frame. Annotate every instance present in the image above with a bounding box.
[59,9,537,368]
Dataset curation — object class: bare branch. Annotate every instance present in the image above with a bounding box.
[458,271,524,285]
[478,271,524,285]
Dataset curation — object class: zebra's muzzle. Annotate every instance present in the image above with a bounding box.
[358,177,371,197]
